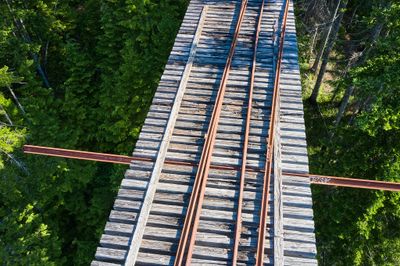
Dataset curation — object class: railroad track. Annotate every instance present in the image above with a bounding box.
[93,0,317,265]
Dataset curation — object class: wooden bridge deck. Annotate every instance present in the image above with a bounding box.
[92,0,317,265]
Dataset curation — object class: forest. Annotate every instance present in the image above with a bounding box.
[0,0,399,265]
[0,0,188,264]
[296,0,400,264]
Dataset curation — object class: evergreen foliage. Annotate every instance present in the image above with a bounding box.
[1,0,399,264]
[0,0,187,264]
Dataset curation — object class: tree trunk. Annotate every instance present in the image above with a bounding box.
[349,94,376,125]
[335,22,383,124]
[0,104,13,125]
[348,99,363,125]
[334,85,354,125]
[330,52,359,103]
[4,0,51,88]
[359,23,384,62]
[305,0,322,25]
[310,27,328,72]
[309,0,347,104]
[5,152,28,173]
[309,26,318,59]
[7,86,26,115]
[310,0,341,73]
[348,4,359,28]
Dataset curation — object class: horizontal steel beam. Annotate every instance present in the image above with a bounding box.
[24,145,400,192]
[284,172,400,192]
[24,145,139,165]
[23,145,259,172]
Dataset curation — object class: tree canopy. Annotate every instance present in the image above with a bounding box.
[296,0,400,264]
[0,0,187,264]
[1,0,399,264]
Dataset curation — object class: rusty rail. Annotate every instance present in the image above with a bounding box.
[232,0,265,264]
[174,0,249,264]
[255,0,290,264]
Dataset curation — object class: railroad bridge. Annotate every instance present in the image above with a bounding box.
[93,0,318,265]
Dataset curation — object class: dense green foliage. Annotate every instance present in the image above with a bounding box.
[296,1,400,265]
[1,0,399,264]
[0,0,187,264]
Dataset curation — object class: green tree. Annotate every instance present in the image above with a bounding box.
[298,1,400,265]
[1,0,188,264]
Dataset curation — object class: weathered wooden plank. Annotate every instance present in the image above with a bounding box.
[95,0,318,265]
[124,7,208,265]
[109,210,137,224]
[104,222,134,237]
[91,260,122,266]
[278,1,317,264]
[95,247,127,263]
[100,234,130,249]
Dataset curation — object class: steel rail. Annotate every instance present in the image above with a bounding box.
[185,0,250,263]
[232,0,265,264]
[184,0,252,263]
[174,0,249,264]
[255,0,290,265]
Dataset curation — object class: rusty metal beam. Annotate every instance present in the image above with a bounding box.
[24,145,400,192]
[284,172,400,192]
[23,145,137,165]
[23,145,262,172]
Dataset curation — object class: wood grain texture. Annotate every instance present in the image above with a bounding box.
[93,0,317,265]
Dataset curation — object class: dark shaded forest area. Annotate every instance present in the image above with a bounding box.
[0,0,399,265]
[295,0,400,265]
